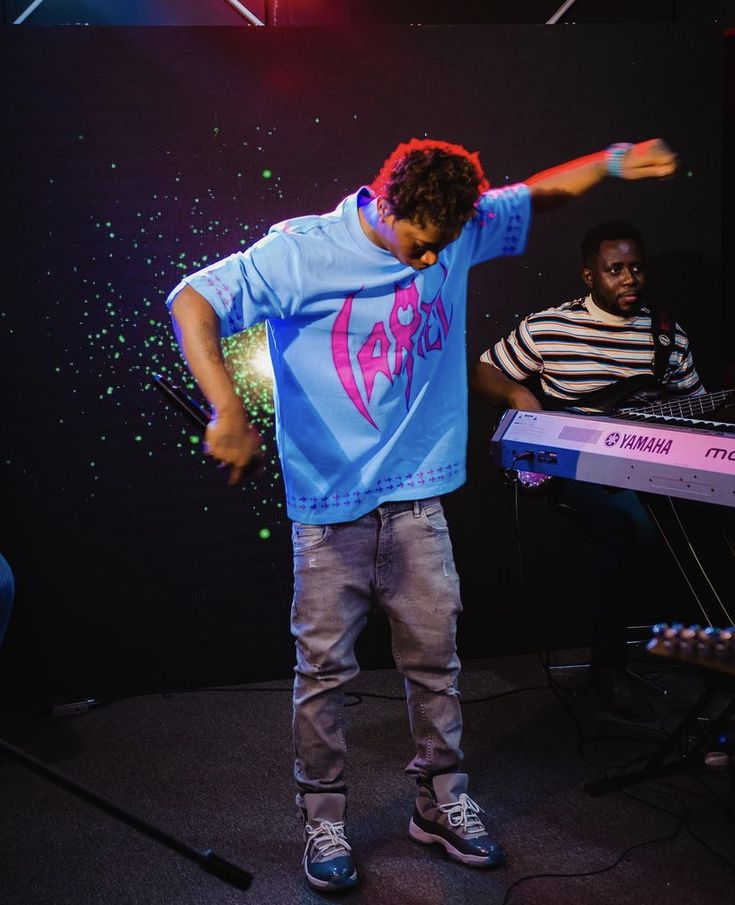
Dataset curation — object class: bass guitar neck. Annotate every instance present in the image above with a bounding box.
[647,623,735,677]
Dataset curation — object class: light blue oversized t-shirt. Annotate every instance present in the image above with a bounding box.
[167,185,531,524]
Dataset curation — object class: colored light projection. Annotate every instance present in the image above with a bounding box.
[21,122,302,532]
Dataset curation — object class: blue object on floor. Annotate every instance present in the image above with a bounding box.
[0,553,15,645]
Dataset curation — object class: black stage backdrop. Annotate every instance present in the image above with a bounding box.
[0,25,724,703]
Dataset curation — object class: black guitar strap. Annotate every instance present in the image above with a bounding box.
[649,307,676,383]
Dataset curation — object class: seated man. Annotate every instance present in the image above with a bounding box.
[471,220,705,720]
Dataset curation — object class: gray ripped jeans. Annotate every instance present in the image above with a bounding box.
[290,497,464,794]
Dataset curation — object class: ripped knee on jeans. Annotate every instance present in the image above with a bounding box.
[295,649,360,686]
[438,680,461,697]
[408,674,461,696]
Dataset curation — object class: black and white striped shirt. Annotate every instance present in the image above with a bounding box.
[481,295,703,412]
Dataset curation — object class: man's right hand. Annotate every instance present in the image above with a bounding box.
[506,386,543,412]
[470,361,543,411]
[204,409,264,485]
[170,285,265,483]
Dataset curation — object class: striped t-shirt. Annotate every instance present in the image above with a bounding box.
[481,295,703,412]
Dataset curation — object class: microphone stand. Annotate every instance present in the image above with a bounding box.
[0,374,254,891]
[0,736,253,889]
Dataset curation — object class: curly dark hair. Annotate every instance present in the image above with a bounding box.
[369,138,489,232]
[581,220,645,266]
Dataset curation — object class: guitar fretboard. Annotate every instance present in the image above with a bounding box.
[617,388,735,421]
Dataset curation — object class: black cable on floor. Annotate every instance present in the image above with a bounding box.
[60,679,557,710]
[343,684,552,707]
[499,809,685,905]
[498,762,735,904]
[622,784,735,873]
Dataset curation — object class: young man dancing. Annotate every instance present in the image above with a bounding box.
[167,138,677,890]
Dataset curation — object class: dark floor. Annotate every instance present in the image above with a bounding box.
[1,649,734,905]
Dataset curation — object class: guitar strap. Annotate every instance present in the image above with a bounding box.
[649,307,676,383]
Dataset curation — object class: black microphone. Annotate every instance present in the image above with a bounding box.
[151,373,211,429]
[151,372,265,479]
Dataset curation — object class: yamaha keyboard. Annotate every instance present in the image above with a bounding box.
[491,409,735,506]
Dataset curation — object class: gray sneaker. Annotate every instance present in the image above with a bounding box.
[299,792,358,892]
[409,773,505,867]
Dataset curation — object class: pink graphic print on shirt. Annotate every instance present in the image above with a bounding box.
[331,269,452,429]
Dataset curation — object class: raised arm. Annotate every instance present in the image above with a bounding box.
[527,138,678,211]
[470,360,543,412]
[170,284,262,484]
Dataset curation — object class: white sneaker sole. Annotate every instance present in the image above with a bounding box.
[409,818,500,867]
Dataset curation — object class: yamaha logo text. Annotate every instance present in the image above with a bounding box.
[605,432,673,455]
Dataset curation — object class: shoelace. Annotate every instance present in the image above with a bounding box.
[439,793,487,836]
[303,820,352,863]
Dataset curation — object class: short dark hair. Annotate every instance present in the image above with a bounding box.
[369,138,489,232]
[581,220,645,266]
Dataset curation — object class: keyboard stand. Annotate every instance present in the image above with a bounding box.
[584,496,734,796]
[584,668,735,795]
